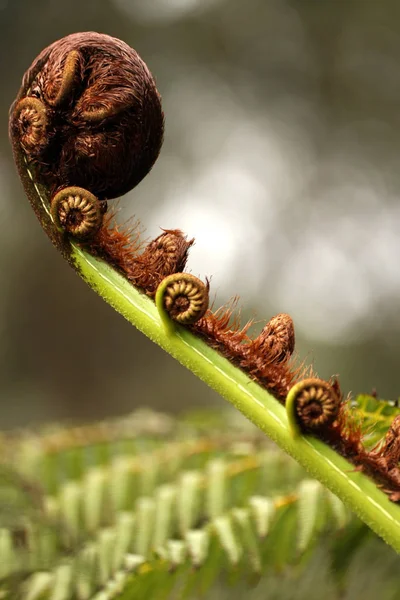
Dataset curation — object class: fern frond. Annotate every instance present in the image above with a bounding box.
[0,410,357,599]
[353,395,400,448]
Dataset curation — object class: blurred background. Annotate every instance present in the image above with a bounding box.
[1,0,400,428]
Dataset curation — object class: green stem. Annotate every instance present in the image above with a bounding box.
[285,381,303,438]
[154,275,177,335]
[73,243,400,554]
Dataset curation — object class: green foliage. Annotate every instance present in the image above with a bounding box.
[354,395,400,448]
[0,409,398,599]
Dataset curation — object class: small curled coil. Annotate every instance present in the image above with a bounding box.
[51,186,103,240]
[13,97,48,155]
[286,378,341,437]
[156,273,209,332]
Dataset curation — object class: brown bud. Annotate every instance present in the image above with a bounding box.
[10,32,164,201]
[140,230,194,282]
[248,313,295,365]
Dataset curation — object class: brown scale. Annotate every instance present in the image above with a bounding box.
[135,230,194,295]
[247,313,295,366]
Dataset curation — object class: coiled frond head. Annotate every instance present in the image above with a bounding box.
[9,32,164,200]
[51,186,103,239]
[156,273,209,332]
[286,378,341,436]
[13,97,49,155]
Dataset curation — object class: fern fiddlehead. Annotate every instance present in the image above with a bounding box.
[286,378,341,437]
[51,187,104,239]
[156,273,210,333]
[8,32,400,557]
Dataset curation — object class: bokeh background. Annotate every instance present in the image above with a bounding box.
[1,0,400,428]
